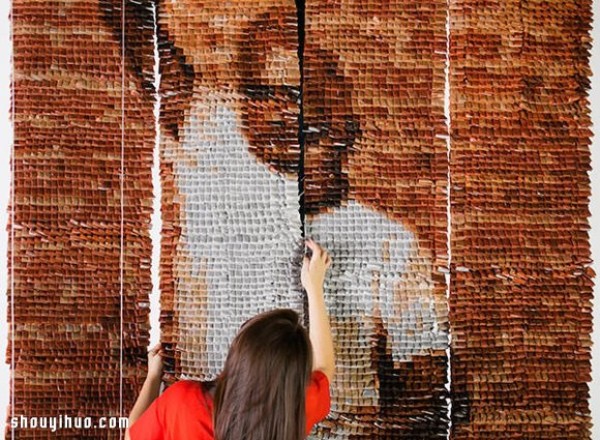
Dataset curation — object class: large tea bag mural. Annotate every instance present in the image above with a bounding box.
[157,0,305,382]
[449,1,594,439]
[302,1,450,438]
[6,0,155,438]
[7,0,596,439]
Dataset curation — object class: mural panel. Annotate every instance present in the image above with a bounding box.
[449,1,594,439]
[303,1,451,438]
[156,0,306,382]
[6,0,156,437]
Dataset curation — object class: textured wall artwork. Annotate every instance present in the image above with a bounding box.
[302,0,450,438]
[6,0,596,439]
[449,0,594,439]
[157,0,306,382]
[6,0,156,438]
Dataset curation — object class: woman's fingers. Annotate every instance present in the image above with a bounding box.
[305,238,322,258]
[305,238,332,267]
[148,343,162,355]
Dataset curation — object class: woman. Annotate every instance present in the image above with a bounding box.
[125,239,334,440]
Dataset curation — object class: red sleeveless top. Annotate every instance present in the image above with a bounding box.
[129,370,331,440]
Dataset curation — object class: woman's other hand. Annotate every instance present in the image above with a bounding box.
[126,343,165,438]
[147,343,164,382]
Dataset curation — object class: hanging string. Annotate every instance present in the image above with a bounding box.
[120,0,125,435]
[444,1,453,437]
[10,0,15,437]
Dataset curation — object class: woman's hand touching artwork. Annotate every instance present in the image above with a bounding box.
[146,343,165,382]
[301,238,332,295]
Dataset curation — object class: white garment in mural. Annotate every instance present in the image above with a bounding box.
[169,94,304,379]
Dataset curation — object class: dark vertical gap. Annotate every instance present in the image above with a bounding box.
[295,0,306,232]
[294,0,308,326]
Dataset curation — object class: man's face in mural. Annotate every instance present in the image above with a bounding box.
[300,47,359,214]
[234,10,301,175]
[236,12,360,214]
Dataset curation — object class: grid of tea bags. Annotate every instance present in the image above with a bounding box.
[303,0,451,438]
[157,0,306,383]
[449,1,594,439]
[8,0,596,438]
[7,0,155,438]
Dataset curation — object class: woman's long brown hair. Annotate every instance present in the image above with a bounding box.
[213,309,313,440]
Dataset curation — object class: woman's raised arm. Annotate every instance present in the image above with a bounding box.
[301,239,335,382]
[124,343,164,440]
